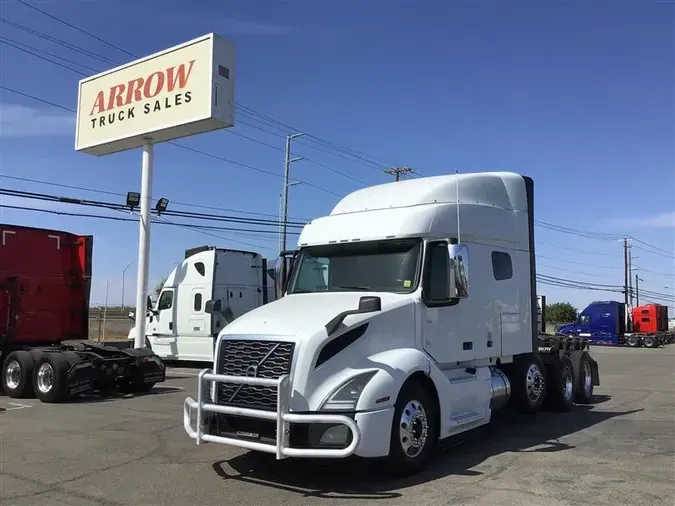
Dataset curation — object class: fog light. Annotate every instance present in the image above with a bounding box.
[319,425,350,445]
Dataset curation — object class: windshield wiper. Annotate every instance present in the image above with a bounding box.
[336,285,371,291]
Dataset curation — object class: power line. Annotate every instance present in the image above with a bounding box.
[0,35,99,73]
[3,6,397,178]
[15,0,137,59]
[0,85,343,197]
[0,204,299,238]
[0,174,310,221]
[0,188,307,228]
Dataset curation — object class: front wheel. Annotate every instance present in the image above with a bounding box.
[384,380,439,476]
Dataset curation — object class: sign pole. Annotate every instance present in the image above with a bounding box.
[134,140,154,349]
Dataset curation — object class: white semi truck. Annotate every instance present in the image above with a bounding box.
[128,246,275,362]
[183,172,600,475]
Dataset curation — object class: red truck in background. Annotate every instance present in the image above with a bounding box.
[632,303,674,344]
[0,224,165,403]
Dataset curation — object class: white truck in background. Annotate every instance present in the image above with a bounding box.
[184,172,600,475]
[128,246,275,362]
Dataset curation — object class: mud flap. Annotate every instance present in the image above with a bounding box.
[66,361,97,396]
[587,354,600,386]
[123,347,166,385]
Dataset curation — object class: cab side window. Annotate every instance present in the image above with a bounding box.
[157,290,174,311]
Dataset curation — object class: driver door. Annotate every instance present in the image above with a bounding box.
[148,289,177,358]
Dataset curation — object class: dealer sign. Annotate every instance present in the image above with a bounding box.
[75,33,235,155]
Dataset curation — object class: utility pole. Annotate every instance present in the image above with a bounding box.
[383,166,412,182]
[121,260,134,312]
[635,274,640,306]
[627,242,633,307]
[623,237,630,323]
[280,132,304,253]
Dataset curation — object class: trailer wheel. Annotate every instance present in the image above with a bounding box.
[510,355,547,414]
[2,351,35,398]
[570,351,594,404]
[544,355,574,412]
[33,353,70,403]
[643,336,657,348]
[384,379,439,476]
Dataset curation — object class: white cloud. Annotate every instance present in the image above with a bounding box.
[0,103,75,138]
[612,211,675,229]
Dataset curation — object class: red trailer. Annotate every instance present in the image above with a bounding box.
[0,224,165,402]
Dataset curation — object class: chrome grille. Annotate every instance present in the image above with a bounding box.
[216,340,295,411]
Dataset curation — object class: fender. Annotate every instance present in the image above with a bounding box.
[355,348,432,411]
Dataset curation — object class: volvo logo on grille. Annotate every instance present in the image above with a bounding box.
[246,365,258,377]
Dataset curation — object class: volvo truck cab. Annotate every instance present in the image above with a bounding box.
[184,172,599,475]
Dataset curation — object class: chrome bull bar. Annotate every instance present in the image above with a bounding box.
[183,369,361,459]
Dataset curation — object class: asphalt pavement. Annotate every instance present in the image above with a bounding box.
[1,345,673,506]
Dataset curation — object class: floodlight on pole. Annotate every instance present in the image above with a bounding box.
[155,197,169,215]
[126,191,141,210]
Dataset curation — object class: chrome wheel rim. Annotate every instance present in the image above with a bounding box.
[36,362,55,394]
[5,360,21,390]
[582,361,592,394]
[526,364,545,403]
[563,368,573,401]
[399,399,428,458]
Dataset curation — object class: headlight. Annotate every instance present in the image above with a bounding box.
[321,371,377,411]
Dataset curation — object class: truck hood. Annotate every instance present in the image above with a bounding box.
[221,291,412,339]
[557,323,576,334]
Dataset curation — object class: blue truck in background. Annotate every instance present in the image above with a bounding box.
[558,301,672,348]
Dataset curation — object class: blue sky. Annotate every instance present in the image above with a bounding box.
[0,0,673,314]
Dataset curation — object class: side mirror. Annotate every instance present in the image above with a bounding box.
[205,299,222,314]
[146,295,153,311]
[274,253,295,299]
[358,296,381,312]
[447,243,469,298]
[127,311,135,321]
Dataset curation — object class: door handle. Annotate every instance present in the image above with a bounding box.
[169,322,173,331]
[462,341,473,350]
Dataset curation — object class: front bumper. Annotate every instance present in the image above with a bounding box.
[183,369,361,459]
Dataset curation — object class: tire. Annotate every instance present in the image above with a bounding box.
[544,355,574,412]
[383,380,439,476]
[33,353,70,403]
[626,336,640,347]
[570,351,594,404]
[509,355,547,414]
[643,336,657,349]
[2,351,35,398]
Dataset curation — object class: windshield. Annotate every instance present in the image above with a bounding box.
[288,238,422,294]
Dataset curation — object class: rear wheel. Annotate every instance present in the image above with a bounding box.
[2,351,35,398]
[510,355,547,414]
[643,336,657,348]
[626,336,640,347]
[384,380,439,476]
[570,351,594,404]
[33,353,70,403]
[544,355,574,412]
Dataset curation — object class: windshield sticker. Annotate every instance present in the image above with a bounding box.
[403,280,412,288]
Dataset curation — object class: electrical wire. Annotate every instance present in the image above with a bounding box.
[0,14,396,181]
[0,84,342,197]
[0,188,306,228]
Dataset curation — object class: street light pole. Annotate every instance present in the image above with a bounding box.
[280,132,304,253]
[121,261,135,312]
